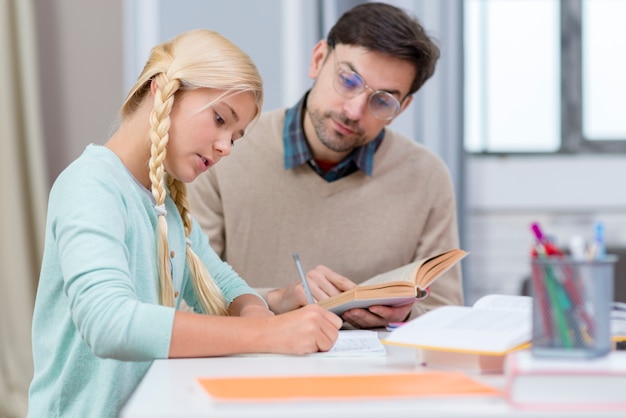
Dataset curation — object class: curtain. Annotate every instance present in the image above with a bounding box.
[0,0,48,416]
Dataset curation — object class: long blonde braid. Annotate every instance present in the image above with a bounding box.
[168,177,228,315]
[149,72,179,308]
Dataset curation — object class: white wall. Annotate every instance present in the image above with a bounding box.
[468,155,626,211]
[465,155,626,304]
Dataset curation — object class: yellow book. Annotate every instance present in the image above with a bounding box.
[317,248,468,315]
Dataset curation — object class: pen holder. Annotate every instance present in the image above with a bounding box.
[530,255,617,359]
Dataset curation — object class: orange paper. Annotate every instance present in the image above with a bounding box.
[197,372,501,402]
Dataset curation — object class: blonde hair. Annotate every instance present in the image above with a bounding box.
[121,29,263,315]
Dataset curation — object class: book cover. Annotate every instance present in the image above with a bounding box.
[317,248,467,315]
[505,350,626,410]
[197,371,501,402]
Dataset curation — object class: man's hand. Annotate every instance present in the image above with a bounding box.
[229,294,275,318]
[266,265,357,314]
[265,265,415,329]
[341,301,415,329]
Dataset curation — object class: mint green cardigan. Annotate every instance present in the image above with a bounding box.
[28,145,260,417]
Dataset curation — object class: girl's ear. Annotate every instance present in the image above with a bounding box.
[150,78,158,95]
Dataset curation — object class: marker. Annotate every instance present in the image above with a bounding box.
[292,253,315,304]
[594,221,606,259]
[530,222,563,256]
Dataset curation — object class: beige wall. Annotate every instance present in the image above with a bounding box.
[35,0,123,188]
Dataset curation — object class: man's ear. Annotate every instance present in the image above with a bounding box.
[308,40,330,80]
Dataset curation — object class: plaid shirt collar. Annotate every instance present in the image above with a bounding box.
[283,92,384,180]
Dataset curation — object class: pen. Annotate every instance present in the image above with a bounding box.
[594,221,606,260]
[292,253,315,304]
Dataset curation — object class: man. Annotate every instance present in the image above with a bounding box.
[187,2,463,329]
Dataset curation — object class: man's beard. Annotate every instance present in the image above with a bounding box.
[307,108,367,153]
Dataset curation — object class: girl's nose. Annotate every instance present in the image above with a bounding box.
[214,137,232,156]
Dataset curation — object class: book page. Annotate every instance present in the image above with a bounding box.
[359,261,422,286]
[472,294,532,312]
[611,310,626,338]
[360,248,467,290]
[230,331,386,357]
[317,330,386,357]
[384,305,532,354]
[356,249,466,289]
[413,249,468,288]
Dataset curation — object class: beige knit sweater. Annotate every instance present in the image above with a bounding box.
[187,108,464,317]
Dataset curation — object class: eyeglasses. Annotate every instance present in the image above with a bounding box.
[333,54,402,121]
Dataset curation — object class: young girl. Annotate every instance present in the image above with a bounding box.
[27,29,342,418]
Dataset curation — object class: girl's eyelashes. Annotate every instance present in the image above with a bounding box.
[230,129,245,147]
[215,112,225,126]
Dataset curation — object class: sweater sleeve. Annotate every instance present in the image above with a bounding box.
[50,164,174,361]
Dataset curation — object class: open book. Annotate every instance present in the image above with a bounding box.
[317,249,467,315]
[383,294,626,374]
[384,294,533,354]
[383,294,533,373]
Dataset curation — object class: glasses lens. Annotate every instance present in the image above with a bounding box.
[333,59,401,120]
[369,91,400,120]
[335,68,363,98]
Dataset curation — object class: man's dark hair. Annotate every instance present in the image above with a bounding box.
[326,2,440,96]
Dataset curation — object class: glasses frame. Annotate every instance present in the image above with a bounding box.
[332,53,403,121]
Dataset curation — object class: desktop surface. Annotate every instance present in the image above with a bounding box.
[121,335,626,418]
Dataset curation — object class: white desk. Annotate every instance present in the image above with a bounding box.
[121,341,626,418]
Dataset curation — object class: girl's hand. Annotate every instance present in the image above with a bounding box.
[261,304,342,354]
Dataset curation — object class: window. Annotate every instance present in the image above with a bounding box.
[582,0,626,141]
[465,0,626,153]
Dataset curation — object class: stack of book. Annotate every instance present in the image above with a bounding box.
[504,349,626,409]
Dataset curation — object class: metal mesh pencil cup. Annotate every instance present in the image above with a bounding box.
[530,255,616,358]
